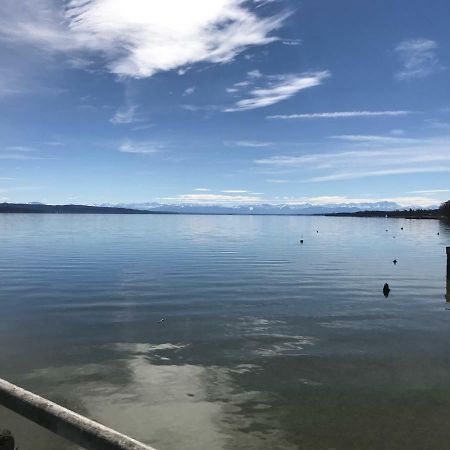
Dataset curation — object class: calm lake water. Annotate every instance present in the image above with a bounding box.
[0,214,449,450]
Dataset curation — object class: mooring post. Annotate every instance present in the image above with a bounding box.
[0,430,14,450]
[447,247,450,280]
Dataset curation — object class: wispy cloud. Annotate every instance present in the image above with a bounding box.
[267,110,413,120]
[225,71,330,111]
[183,87,196,96]
[308,166,450,182]
[221,190,251,193]
[256,138,450,182]
[110,106,140,124]
[282,39,301,46]
[194,188,210,191]
[0,145,44,160]
[406,189,450,194]
[162,193,263,204]
[119,141,161,154]
[395,38,442,80]
[231,140,273,147]
[5,145,35,152]
[0,0,288,78]
[331,135,420,145]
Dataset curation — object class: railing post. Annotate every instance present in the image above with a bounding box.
[0,430,14,450]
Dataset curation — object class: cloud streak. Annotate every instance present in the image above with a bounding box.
[256,138,450,182]
[119,141,160,154]
[231,140,273,147]
[267,110,413,120]
[225,71,330,111]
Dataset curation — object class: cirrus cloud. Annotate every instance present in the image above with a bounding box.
[225,71,330,111]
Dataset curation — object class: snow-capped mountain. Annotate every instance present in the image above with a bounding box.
[99,201,434,215]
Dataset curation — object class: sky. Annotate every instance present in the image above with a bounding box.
[0,0,449,208]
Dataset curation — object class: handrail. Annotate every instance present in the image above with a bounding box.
[0,378,157,450]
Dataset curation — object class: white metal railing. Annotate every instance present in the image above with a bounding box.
[0,378,157,450]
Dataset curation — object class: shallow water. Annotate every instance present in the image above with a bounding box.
[0,214,449,450]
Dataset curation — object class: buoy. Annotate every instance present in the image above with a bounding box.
[300,239,304,244]
[393,259,397,265]
[383,283,390,297]
[401,227,403,230]
[159,318,165,323]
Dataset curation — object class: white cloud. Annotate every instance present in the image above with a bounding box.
[232,140,272,147]
[110,105,139,124]
[267,110,413,119]
[221,190,251,193]
[119,141,160,154]
[247,69,262,78]
[163,193,263,204]
[183,87,196,96]
[406,189,450,194]
[0,0,287,78]
[395,38,441,80]
[225,71,330,111]
[331,135,420,145]
[194,188,210,191]
[282,39,301,46]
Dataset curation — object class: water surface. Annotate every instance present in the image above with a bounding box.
[0,214,449,450]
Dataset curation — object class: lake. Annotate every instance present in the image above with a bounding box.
[0,214,449,450]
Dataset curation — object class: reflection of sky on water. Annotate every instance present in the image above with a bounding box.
[20,338,298,450]
[0,215,449,449]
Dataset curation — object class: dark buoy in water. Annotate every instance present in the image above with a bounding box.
[401,227,404,230]
[437,232,440,236]
[159,318,165,323]
[383,283,390,297]
[299,239,304,244]
[386,229,389,232]
[393,259,397,265]
[316,230,319,233]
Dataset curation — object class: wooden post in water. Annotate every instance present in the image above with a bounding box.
[447,247,450,280]
[446,247,450,302]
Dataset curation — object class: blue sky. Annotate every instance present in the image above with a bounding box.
[0,0,449,208]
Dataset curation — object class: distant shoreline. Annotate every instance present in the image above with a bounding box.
[321,209,445,220]
[1,202,448,219]
[0,203,175,215]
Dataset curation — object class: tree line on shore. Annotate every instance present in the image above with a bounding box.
[440,200,450,219]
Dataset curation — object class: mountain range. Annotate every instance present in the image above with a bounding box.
[103,201,434,215]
